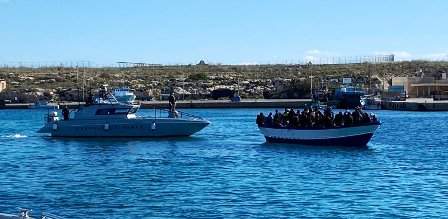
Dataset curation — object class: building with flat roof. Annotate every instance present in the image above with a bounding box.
[392,75,448,98]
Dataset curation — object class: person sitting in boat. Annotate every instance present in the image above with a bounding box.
[370,113,378,123]
[323,107,333,118]
[303,105,309,113]
[287,109,297,127]
[307,108,314,127]
[361,112,371,123]
[312,110,319,128]
[281,109,287,126]
[301,109,312,128]
[273,110,282,128]
[285,108,294,127]
[323,114,333,128]
[343,111,353,126]
[322,107,334,128]
[256,113,265,127]
[334,111,344,127]
[315,109,325,128]
[352,106,365,125]
[352,111,360,124]
[291,110,300,128]
[265,112,273,127]
[298,110,307,128]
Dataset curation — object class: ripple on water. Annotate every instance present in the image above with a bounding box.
[2,133,28,138]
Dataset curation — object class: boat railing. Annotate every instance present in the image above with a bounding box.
[142,107,205,120]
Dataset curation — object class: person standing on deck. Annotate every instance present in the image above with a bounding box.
[169,92,176,112]
[62,106,70,120]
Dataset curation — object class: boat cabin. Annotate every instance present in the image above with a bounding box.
[73,104,139,120]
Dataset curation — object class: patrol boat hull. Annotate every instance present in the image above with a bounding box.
[259,123,379,146]
[44,118,209,137]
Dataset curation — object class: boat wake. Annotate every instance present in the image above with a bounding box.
[3,133,28,138]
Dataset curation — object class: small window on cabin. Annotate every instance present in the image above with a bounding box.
[114,108,130,114]
[128,107,138,114]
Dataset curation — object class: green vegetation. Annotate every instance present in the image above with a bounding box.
[188,72,208,81]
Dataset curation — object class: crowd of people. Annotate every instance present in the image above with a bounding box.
[256,106,378,129]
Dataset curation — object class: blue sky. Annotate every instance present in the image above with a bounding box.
[1,0,447,65]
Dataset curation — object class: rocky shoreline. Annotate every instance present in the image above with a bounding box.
[1,61,447,103]
[0,99,312,109]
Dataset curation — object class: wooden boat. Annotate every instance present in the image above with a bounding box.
[259,122,380,146]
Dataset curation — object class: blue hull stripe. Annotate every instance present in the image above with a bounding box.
[265,133,374,146]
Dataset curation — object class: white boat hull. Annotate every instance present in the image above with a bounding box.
[39,118,209,137]
[259,123,379,146]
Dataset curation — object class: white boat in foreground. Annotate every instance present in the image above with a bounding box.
[259,122,380,146]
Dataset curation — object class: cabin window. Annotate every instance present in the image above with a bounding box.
[128,107,138,114]
[96,109,115,115]
[96,108,131,115]
[114,108,130,114]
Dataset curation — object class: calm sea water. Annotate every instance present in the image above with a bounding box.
[0,108,447,218]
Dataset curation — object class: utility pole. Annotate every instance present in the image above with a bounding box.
[76,65,80,105]
[308,61,313,101]
[82,64,86,102]
[367,62,372,94]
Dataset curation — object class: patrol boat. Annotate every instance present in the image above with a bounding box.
[38,93,210,137]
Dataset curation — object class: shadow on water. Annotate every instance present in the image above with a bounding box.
[38,136,208,155]
[41,135,206,144]
[35,135,205,161]
[260,142,372,153]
